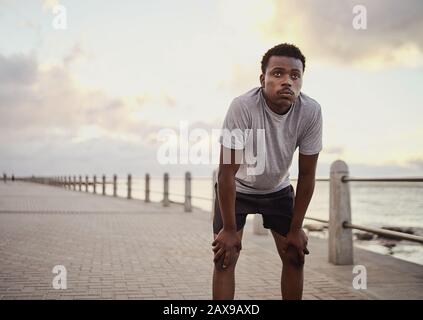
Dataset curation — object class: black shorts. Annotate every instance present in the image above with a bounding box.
[213,183,295,237]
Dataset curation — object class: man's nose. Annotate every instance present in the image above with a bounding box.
[281,74,292,86]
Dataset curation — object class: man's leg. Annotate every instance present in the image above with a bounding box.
[212,228,244,300]
[271,230,304,300]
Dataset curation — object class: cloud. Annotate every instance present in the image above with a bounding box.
[407,158,423,171]
[0,53,37,84]
[41,0,59,11]
[218,63,259,93]
[0,52,167,176]
[0,52,158,144]
[323,146,345,155]
[63,43,86,68]
[258,0,423,68]
[0,51,224,176]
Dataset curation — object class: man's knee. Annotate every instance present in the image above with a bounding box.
[214,251,240,272]
[282,246,305,268]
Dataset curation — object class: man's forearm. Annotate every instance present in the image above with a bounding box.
[290,174,316,231]
[217,173,237,232]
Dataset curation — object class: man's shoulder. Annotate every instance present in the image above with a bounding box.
[231,87,262,109]
[298,92,321,113]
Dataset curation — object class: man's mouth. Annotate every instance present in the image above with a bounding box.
[277,90,294,99]
[277,89,294,96]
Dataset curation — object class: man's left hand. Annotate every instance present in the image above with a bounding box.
[286,228,309,264]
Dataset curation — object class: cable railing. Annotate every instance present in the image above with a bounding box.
[4,160,422,266]
[327,161,423,265]
[342,177,423,182]
[342,222,423,244]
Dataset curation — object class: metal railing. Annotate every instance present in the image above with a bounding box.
[328,160,423,265]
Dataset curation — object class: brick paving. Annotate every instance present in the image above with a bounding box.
[0,181,422,300]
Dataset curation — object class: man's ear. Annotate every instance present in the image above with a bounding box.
[259,74,264,88]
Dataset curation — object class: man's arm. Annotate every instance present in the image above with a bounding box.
[217,146,241,231]
[286,152,319,263]
[291,152,319,230]
[212,145,242,268]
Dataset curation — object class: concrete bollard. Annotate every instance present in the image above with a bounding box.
[184,171,192,212]
[329,160,354,265]
[93,175,97,194]
[102,175,106,195]
[113,174,117,197]
[163,173,169,207]
[253,214,269,235]
[127,174,132,199]
[145,173,150,203]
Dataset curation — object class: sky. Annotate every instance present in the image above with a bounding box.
[0,0,422,178]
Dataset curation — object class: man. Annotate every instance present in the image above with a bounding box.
[212,43,322,300]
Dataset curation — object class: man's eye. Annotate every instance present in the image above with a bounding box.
[291,74,300,80]
[274,72,281,77]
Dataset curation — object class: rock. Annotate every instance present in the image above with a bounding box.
[303,223,325,232]
[383,241,396,249]
[355,232,374,241]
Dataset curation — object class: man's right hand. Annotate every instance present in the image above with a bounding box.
[212,229,242,269]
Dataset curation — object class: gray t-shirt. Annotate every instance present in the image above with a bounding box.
[219,87,323,194]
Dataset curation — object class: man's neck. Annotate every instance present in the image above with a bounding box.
[263,92,292,115]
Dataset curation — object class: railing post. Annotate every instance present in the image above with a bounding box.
[145,173,150,203]
[3,173,6,183]
[113,174,117,197]
[127,174,132,199]
[184,171,192,212]
[253,215,269,235]
[163,173,169,207]
[93,175,97,194]
[85,175,89,192]
[69,175,72,189]
[73,175,76,190]
[65,176,68,189]
[102,175,106,195]
[11,174,15,182]
[329,160,354,265]
[79,175,82,191]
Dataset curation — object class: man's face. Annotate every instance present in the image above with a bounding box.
[260,56,303,109]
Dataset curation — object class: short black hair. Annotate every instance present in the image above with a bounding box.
[261,43,306,73]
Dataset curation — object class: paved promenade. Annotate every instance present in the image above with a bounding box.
[0,182,422,300]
